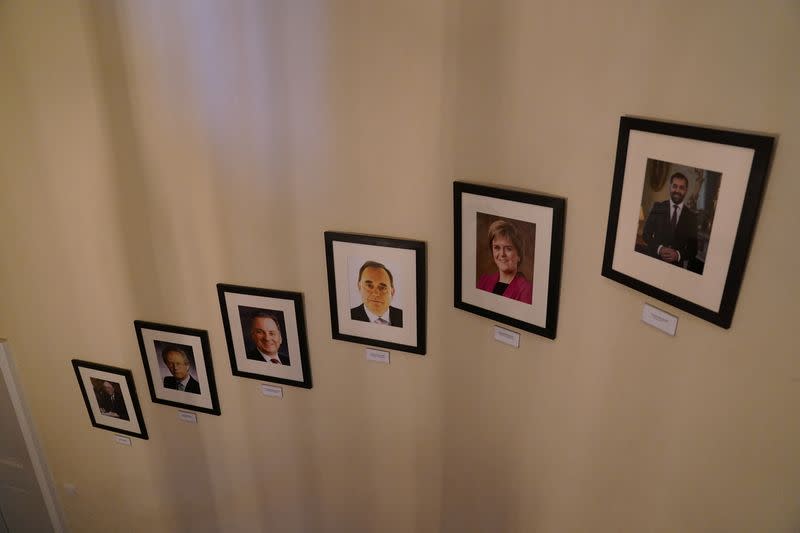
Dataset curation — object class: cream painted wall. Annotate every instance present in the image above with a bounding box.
[0,1,798,532]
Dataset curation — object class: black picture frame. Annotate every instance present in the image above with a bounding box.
[454,181,565,339]
[134,321,221,416]
[217,284,312,389]
[324,231,427,354]
[601,116,775,328]
[72,360,148,439]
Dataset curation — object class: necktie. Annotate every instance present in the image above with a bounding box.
[271,359,280,364]
[177,382,184,391]
[375,317,389,325]
[671,205,678,229]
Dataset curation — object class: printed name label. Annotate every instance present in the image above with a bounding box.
[641,303,678,336]
[366,348,390,364]
[493,326,520,348]
[114,435,132,446]
[261,384,283,398]
[177,411,198,423]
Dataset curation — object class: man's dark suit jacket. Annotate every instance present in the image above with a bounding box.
[246,348,290,366]
[98,391,129,420]
[350,304,403,327]
[163,375,201,394]
[642,200,699,268]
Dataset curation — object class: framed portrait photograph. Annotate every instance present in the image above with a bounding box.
[217,284,312,388]
[602,116,775,328]
[134,321,221,415]
[324,231,427,354]
[454,181,565,339]
[72,360,148,439]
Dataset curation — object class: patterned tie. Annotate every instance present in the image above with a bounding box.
[375,317,389,325]
[177,382,184,391]
[671,205,678,229]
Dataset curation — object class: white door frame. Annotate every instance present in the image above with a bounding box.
[0,340,66,533]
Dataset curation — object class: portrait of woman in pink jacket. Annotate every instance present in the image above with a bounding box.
[476,219,533,304]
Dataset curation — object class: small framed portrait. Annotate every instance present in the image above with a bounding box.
[72,360,148,439]
[454,181,565,339]
[217,284,312,389]
[324,231,427,354]
[134,321,221,415]
[602,116,775,328]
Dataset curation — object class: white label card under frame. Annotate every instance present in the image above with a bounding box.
[493,325,520,348]
[261,384,283,398]
[114,435,132,446]
[366,348,390,364]
[178,411,198,423]
[641,303,678,336]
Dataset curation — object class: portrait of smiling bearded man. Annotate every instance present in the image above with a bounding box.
[641,172,700,271]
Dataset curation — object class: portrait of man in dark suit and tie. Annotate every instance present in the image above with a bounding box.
[640,171,701,272]
[243,310,290,365]
[160,344,201,394]
[135,321,222,415]
[350,260,403,327]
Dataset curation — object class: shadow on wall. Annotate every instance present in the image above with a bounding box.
[81,1,329,531]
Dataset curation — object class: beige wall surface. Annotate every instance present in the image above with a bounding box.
[1,1,798,532]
